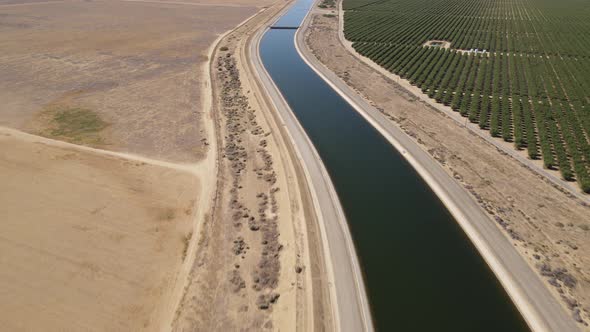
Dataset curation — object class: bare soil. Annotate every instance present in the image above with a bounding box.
[0,129,200,332]
[306,12,590,328]
[423,40,451,49]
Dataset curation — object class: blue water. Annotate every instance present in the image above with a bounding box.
[272,0,314,27]
[259,0,530,331]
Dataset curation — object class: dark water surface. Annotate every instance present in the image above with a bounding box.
[260,1,530,330]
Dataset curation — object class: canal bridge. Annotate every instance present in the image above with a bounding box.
[269,25,299,29]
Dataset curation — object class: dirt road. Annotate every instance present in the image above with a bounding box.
[171,1,334,330]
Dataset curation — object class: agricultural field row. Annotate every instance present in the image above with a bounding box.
[343,0,590,192]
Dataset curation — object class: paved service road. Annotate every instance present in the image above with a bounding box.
[294,5,580,332]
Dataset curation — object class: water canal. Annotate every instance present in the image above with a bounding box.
[260,0,530,330]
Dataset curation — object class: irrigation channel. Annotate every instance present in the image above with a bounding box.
[260,0,530,330]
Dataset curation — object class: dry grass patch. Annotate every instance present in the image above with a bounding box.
[37,106,109,146]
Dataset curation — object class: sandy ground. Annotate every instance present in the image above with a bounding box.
[171,1,332,330]
[305,9,590,329]
[0,127,201,331]
[0,0,266,162]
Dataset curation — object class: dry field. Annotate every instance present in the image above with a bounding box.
[0,0,277,331]
[0,129,200,331]
[0,0,270,162]
[306,12,590,328]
